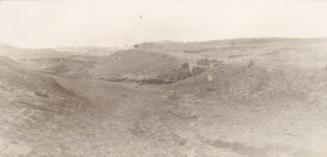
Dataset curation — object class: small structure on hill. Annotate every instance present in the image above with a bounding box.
[184,58,212,76]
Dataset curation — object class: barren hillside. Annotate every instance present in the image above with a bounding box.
[1,38,327,157]
[0,56,84,156]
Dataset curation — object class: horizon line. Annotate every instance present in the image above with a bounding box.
[2,37,327,49]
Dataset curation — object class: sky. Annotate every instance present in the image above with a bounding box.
[1,0,327,48]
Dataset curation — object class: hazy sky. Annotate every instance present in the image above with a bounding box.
[1,0,327,48]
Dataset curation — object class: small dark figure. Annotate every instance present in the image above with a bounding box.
[181,62,189,70]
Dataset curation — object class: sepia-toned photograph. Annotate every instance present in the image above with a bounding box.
[1,0,327,156]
